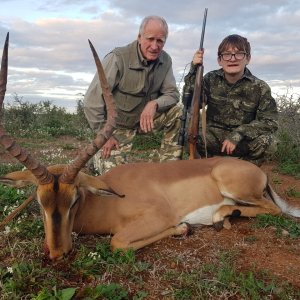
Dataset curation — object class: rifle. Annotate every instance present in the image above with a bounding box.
[177,8,208,159]
[177,90,192,149]
[187,8,208,160]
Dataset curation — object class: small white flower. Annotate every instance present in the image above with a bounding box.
[4,226,10,234]
[7,267,13,274]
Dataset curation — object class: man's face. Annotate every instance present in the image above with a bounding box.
[138,20,166,61]
[218,46,251,77]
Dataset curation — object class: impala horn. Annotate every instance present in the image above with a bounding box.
[60,40,117,183]
[0,32,53,184]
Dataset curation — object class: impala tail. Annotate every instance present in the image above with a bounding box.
[267,184,300,218]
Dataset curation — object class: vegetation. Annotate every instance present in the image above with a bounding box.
[3,94,91,140]
[0,93,299,299]
[273,92,300,178]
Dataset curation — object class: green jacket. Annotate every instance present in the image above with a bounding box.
[183,66,278,144]
[84,40,179,131]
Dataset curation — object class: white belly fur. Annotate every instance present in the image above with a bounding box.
[180,198,235,225]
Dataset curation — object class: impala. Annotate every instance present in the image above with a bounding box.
[1,34,299,261]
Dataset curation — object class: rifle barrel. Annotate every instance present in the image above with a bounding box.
[199,8,208,50]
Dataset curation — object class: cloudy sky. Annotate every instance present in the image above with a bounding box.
[1,0,299,111]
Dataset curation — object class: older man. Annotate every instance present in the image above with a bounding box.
[84,15,182,174]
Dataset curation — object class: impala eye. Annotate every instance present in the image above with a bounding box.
[70,192,80,209]
[70,198,78,209]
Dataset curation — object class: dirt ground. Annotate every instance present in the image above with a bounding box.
[0,137,300,296]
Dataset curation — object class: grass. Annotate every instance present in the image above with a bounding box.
[132,131,163,150]
[162,250,298,300]
[286,186,300,198]
[277,161,300,179]
[0,163,24,176]
[1,225,299,300]
[254,214,300,238]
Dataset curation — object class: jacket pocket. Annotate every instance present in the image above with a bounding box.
[115,93,143,112]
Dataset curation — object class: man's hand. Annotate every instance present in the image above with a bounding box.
[221,139,236,155]
[101,137,119,159]
[192,49,204,66]
[140,100,158,133]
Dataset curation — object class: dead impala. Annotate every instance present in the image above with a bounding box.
[1,34,300,261]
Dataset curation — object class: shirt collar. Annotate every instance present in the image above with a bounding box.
[216,67,254,82]
[137,43,148,66]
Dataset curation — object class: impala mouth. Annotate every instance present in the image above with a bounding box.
[49,251,69,262]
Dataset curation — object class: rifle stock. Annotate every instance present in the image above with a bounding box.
[188,8,208,160]
[188,64,204,159]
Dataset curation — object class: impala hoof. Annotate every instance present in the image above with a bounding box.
[181,222,193,236]
[173,222,193,238]
[223,217,232,230]
[213,221,224,231]
[179,222,193,237]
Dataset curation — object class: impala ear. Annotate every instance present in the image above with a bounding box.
[0,170,38,187]
[77,172,124,197]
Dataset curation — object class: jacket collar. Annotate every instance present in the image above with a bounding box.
[216,67,255,82]
[129,40,163,69]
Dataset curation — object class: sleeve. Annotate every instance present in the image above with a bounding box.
[83,52,120,132]
[155,59,180,111]
[182,62,197,96]
[226,83,279,144]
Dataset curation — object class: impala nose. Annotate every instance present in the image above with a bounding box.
[49,252,64,261]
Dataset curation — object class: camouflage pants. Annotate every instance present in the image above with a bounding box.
[197,126,278,166]
[93,105,183,174]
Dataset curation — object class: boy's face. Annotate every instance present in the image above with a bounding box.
[218,46,251,77]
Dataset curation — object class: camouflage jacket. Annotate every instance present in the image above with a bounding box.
[183,66,278,144]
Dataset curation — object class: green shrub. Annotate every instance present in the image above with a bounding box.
[3,95,91,139]
[274,93,300,177]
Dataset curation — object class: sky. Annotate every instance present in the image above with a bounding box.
[1,0,300,112]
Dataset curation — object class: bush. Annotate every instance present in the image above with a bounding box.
[3,94,91,139]
[274,92,300,177]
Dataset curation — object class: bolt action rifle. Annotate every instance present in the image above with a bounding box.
[178,8,208,159]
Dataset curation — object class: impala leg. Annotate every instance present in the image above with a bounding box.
[212,197,281,230]
[223,217,232,229]
[110,219,189,251]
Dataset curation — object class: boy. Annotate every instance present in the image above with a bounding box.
[183,34,278,166]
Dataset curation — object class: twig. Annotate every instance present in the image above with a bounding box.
[0,193,35,230]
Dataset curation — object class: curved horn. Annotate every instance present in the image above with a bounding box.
[0,32,53,184]
[60,40,116,183]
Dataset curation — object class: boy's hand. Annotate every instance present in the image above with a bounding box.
[221,139,236,155]
[192,49,204,66]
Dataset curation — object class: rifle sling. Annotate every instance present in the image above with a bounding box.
[201,95,208,158]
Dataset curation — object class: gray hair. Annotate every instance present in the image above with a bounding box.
[139,16,169,38]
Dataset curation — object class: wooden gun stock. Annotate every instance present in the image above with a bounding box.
[188,8,208,160]
[188,64,204,159]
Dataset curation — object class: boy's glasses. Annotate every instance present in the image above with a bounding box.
[220,52,247,61]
